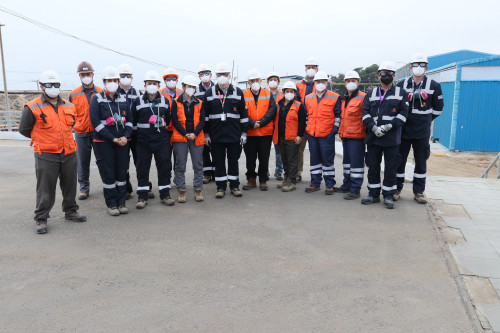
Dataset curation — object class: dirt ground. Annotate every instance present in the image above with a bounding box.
[427,151,497,178]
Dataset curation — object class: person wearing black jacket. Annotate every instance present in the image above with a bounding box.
[202,62,249,199]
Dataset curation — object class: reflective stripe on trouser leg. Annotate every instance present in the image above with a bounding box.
[307,134,323,187]
[396,139,412,191]
[381,145,399,197]
[136,142,154,201]
[412,137,430,194]
[341,138,351,191]
[366,144,383,197]
[211,142,228,190]
[203,144,214,176]
[319,129,336,188]
[153,142,172,199]
[94,141,119,208]
[345,138,365,194]
[227,142,241,189]
[115,144,130,207]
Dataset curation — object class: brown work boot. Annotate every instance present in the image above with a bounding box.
[65,210,87,222]
[414,193,427,204]
[393,190,402,201]
[203,175,212,184]
[162,197,175,206]
[108,207,120,216]
[277,178,288,188]
[282,181,296,192]
[242,177,257,190]
[259,182,268,191]
[136,199,148,209]
[231,187,243,197]
[118,206,128,214]
[216,188,225,199]
[325,187,335,195]
[177,189,187,203]
[194,188,204,202]
[78,192,89,200]
[35,219,47,234]
[305,185,320,193]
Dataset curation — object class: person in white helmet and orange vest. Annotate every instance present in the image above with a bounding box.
[361,61,409,209]
[242,69,277,191]
[131,70,175,209]
[195,64,216,185]
[335,70,367,200]
[272,81,306,192]
[171,75,206,203]
[19,70,87,234]
[395,53,444,204]
[266,71,284,181]
[89,66,133,216]
[69,61,103,201]
[304,71,341,195]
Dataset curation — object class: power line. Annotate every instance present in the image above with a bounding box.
[0,5,195,74]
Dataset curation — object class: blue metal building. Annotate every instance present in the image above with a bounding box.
[397,50,500,152]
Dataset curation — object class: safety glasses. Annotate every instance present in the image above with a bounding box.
[120,74,132,78]
[411,62,428,68]
[164,78,178,82]
[378,71,395,76]
[41,83,61,88]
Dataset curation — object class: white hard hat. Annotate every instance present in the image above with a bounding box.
[344,70,360,80]
[143,70,162,83]
[282,81,297,91]
[411,53,428,64]
[198,64,211,73]
[102,66,120,80]
[118,63,133,75]
[215,62,231,74]
[162,67,179,79]
[378,61,396,72]
[182,75,199,87]
[247,69,261,80]
[313,71,329,81]
[39,70,60,84]
[305,57,319,66]
[266,71,280,80]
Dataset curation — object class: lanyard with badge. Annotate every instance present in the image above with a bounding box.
[218,88,228,121]
[376,86,388,116]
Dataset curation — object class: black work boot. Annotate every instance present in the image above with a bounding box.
[361,195,380,205]
[344,192,360,200]
[384,197,395,209]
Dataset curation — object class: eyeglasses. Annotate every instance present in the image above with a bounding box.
[41,83,61,88]
[411,62,427,68]
[199,72,211,76]
[120,74,132,78]
[164,78,178,82]
[216,73,229,77]
[378,71,395,76]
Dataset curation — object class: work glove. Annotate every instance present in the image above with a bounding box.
[372,125,385,138]
[240,133,247,145]
[205,134,211,146]
[380,123,392,134]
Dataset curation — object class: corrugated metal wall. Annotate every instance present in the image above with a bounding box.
[432,82,456,147]
[455,81,500,152]
[428,50,492,69]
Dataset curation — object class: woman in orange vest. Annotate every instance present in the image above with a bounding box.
[336,71,367,200]
[272,81,306,192]
[19,70,86,234]
[304,71,341,195]
[171,75,205,203]
[242,69,277,191]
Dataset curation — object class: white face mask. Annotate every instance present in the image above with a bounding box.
[120,77,132,87]
[412,67,425,77]
[146,84,159,95]
[200,74,210,83]
[346,82,358,92]
[166,80,177,89]
[45,87,60,98]
[217,75,229,86]
[185,87,195,97]
[284,92,295,101]
[81,76,92,85]
[268,80,278,89]
[315,83,326,92]
[306,68,317,78]
[105,82,119,93]
[251,82,261,92]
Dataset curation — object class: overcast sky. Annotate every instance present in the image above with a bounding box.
[1,0,499,91]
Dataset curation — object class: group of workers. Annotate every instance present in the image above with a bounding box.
[19,53,444,234]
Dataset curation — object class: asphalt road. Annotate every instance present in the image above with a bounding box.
[0,140,477,332]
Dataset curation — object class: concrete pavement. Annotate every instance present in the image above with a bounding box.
[0,140,479,332]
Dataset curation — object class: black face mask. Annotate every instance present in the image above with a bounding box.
[380,75,393,85]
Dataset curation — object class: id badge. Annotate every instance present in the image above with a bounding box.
[221,113,226,121]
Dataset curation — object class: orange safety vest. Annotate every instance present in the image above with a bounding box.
[160,87,183,132]
[171,97,205,146]
[272,100,301,145]
[70,85,103,133]
[244,88,273,137]
[339,91,367,139]
[26,96,77,155]
[305,90,340,138]
[296,80,316,104]
[274,90,284,104]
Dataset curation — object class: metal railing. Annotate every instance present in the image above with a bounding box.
[0,109,21,131]
[481,153,500,179]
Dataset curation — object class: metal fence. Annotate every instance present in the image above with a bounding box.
[0,109,21,131]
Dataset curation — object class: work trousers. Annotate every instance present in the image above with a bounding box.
[397,138,430,194]
[341,138,366,194]
[173,141,204,190]
[243,135,272,182]
[203,145,215,177]
[307,130,336,188]
[75,133,94,193]
[297,136,307,176]
[34,153,79,220]
[277,138,299,182]
[94,141,129,208]
[366,144,399,198]
[136,141,171,201]
[211,141,242,190]
[274,143,284,174]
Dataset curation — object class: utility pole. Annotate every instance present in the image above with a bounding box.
[0,24,11,132]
